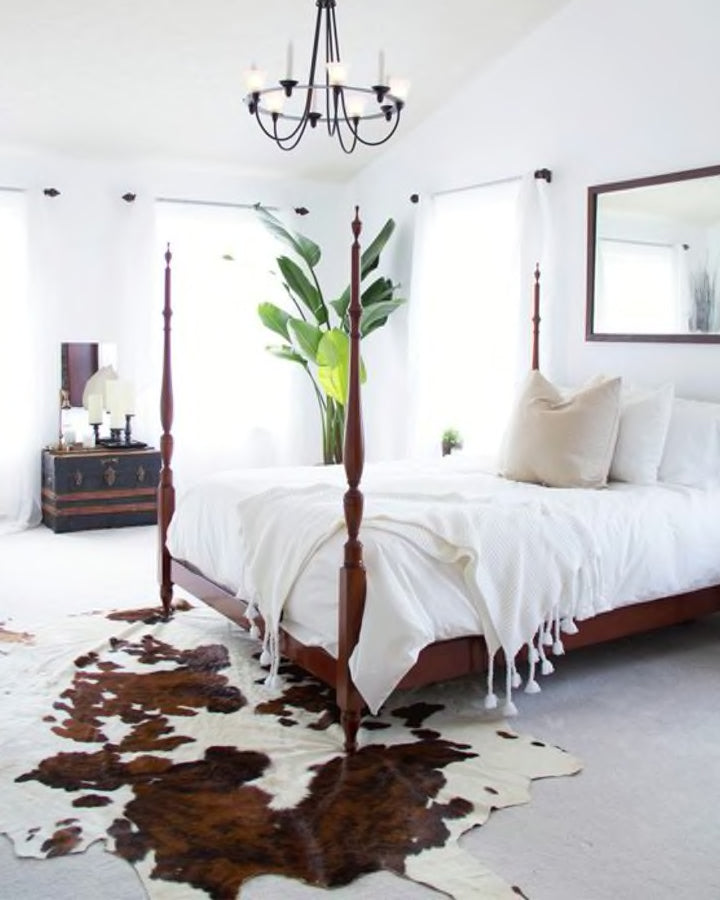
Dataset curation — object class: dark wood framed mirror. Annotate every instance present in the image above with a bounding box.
[60,342,117,407]
[586,163,720,343]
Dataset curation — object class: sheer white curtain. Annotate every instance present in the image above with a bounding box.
[0,190,39,533]
[408,173,548,461]
[155,202,313,492]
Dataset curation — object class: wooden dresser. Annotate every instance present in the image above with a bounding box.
[41,447,161,533]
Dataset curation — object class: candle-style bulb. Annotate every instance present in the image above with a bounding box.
[245,65,265,93]
[327,61,348,86]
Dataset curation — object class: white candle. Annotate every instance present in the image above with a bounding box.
[123,382,135,416]
[378,49,386,85]
[87,393,103,425]
[286,41,294,80]
[106,380,126,428]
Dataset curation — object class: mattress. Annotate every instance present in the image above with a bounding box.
[167,456,720,712]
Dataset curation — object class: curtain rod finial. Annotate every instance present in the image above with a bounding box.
[534,168,552,183]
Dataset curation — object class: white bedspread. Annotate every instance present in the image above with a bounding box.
[167,457,720,713]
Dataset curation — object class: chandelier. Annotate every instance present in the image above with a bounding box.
[243,0,409,153]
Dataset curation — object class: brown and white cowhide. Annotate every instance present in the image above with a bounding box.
[0,604,581,899]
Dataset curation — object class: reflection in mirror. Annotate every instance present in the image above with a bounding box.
[586,164,720,342]
[61,342,117,407]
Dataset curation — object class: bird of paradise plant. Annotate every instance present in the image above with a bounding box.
[256,206,405,464]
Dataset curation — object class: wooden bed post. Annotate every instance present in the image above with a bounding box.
[338,208,367,753]
[158,244,175,618]
[531,263,541,371]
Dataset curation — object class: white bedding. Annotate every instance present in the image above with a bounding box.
[167,456,720,713]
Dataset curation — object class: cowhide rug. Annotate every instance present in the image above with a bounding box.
[0,603,581,899]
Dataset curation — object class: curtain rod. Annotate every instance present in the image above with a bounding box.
[429,167,552,201]
[0,186,25,194]
[155,196,280,212]
[431,174,522,199]
[602,236,678,249]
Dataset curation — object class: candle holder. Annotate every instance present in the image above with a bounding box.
[91,423,101,444]
[110,427,123,444]
[124,414,134,445]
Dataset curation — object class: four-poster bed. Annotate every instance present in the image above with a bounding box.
[158,209,720,753]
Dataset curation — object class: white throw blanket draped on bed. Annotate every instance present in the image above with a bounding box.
[235,483,602,711]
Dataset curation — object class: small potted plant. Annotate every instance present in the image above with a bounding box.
[441,427,463,456]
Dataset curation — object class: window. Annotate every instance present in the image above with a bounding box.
[155,202,304,488]
[409,178,526,459]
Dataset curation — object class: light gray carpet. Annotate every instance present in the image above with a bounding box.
[1,524,719,899]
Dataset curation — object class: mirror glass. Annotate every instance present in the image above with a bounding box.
[61,342,117,407]
[586,164,720,342]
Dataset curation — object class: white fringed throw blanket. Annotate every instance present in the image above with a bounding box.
[237,484,601,713]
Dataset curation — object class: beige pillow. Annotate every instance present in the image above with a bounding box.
[501,370,622,488]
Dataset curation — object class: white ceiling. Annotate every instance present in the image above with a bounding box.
[0,0,571,183]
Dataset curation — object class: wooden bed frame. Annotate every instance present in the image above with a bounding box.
[158,209,720,753]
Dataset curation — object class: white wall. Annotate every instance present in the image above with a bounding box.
[349,0,720,457]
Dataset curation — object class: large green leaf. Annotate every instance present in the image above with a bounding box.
[361,298,406,337]
[277,255,328,326]
[331,219,397,322]
[289,319,323,362]
[256,206,321,269]
[330,291,351,322]
[361,218,395,279]
[265,344,309,367]
[331,277,402,330]
[362,276,395,307]
[258,302,291,342]
[317,329,366,405]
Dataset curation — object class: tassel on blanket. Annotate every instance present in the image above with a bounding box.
[246,597,261,640]
[537,634,555,676]
[524,638,541,694]
[561,617,579,635]
[502,666,518,716]
[261,628,281,690]
[484,654,498,710]
[553,613,565,656]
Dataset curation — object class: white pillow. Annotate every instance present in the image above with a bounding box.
[501,370,622,489]
[609,384,674,484]
[658,398,720,488]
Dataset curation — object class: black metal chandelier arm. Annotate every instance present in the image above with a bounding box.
[327,1,342,64]
[252,105,312,150]
[333,119,360,155]
[348,106,403,147]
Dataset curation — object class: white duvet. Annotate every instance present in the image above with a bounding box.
[167,456,720,713]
